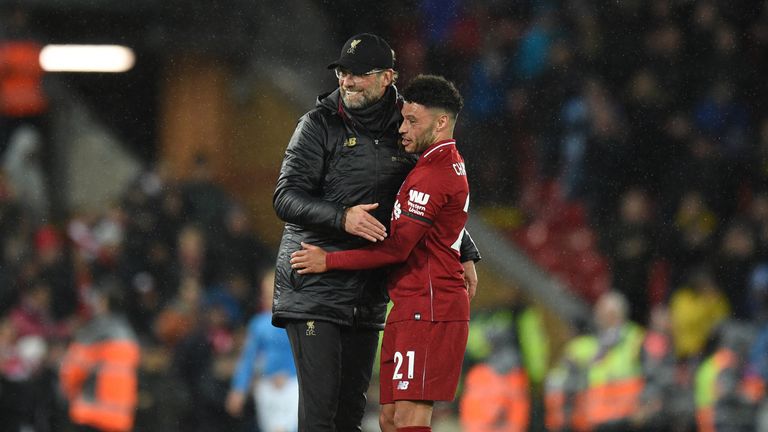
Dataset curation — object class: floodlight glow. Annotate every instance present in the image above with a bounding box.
[39,45,135,73]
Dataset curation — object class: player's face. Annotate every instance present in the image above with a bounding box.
[399,101,438,154]
[339,70,389,109]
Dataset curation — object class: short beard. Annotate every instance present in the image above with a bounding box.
[341,75,385,110]
[411,128,438,154]
[342,90,378,110]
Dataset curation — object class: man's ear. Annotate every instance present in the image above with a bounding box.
[436,113,450,132]
[382,70,395,87]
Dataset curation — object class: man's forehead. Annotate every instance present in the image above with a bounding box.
[401,101,428,116]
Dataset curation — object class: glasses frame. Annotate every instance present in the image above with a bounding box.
[334,67,386,80]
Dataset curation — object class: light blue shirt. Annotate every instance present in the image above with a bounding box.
[230,312,296,393]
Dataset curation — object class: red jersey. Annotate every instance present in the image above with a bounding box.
[326,139,470,323]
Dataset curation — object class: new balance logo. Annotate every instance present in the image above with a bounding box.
[397,381,409,390]
[408,190,430,205]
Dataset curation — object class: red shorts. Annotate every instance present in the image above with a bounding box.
[379,320,468,404]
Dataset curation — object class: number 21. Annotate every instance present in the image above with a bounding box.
[393,351,415,379]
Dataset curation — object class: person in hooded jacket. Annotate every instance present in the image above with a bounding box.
[272,33,480,431]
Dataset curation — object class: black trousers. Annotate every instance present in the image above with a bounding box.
[285,319,379,432]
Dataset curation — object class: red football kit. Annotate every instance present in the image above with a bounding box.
[326,138,470,323]
[325,139,470,402]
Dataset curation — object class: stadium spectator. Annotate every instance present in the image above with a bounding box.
[694,321,763,432]
[211,204,273,288]
[59,277,140,432]
[714,219,757,320]
[460,300,549,432]
[225,270,298,432]
[153,275,203,349]
[665,191,719,286]
[34,224,78,322]
[632,305,677,431]
[172,288,240,432]
[580,291,647,431]
[8,279,68,341]
[180,153,231,241]
[670,266,730,359]
[545,293,663,432]
[603,187,658,325]
[544,320,595,432]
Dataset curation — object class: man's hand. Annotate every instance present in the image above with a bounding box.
[290,242,329,274]
[344,203,387,242]
[462,260,478,300]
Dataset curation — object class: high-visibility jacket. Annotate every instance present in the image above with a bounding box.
[465,306,549,384]
[461,306,548,431]
[695,348,766,432]
[460,364,530,432]
[545,367,568,431]
[696,350,735,432]
[545,335,598,432]
[0,40,47,117]
[60,315,140,432]
[582,323,645,429]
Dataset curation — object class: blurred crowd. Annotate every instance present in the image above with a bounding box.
[0,143,275,430]
[2,0,768,431]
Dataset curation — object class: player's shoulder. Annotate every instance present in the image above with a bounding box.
[407,164,466,200]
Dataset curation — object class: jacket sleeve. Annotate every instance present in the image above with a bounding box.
[273,112,346,232]
[460,229,481,263]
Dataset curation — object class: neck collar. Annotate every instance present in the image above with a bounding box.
[422,139,456,159]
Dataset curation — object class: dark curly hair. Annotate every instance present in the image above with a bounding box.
[401,74,463,117]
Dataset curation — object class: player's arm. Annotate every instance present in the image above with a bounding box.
[459,230,480,300]
[290,218,430,273]
[462,259,478,300]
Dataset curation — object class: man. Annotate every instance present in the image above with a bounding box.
[59,278,140,432]
[291,74,471,432]
[273,33,480,431]
[460,301,550,432]
[547,291,646,432]
[226,270,298,432]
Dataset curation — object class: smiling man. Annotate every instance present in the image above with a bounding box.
[273,34,480,432]
[291,75,472,432]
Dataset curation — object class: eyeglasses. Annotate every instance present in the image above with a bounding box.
[334,67,386,80]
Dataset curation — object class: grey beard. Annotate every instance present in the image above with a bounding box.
[343,94,376,110]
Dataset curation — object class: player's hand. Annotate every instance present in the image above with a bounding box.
[344,203,387,242]
[462,260,478,301]
[290,242,329,274]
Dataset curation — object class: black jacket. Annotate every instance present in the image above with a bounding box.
[272,87,480,329]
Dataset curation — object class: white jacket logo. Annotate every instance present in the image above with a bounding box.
[408,190,430,205]
[393,200,402,220]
